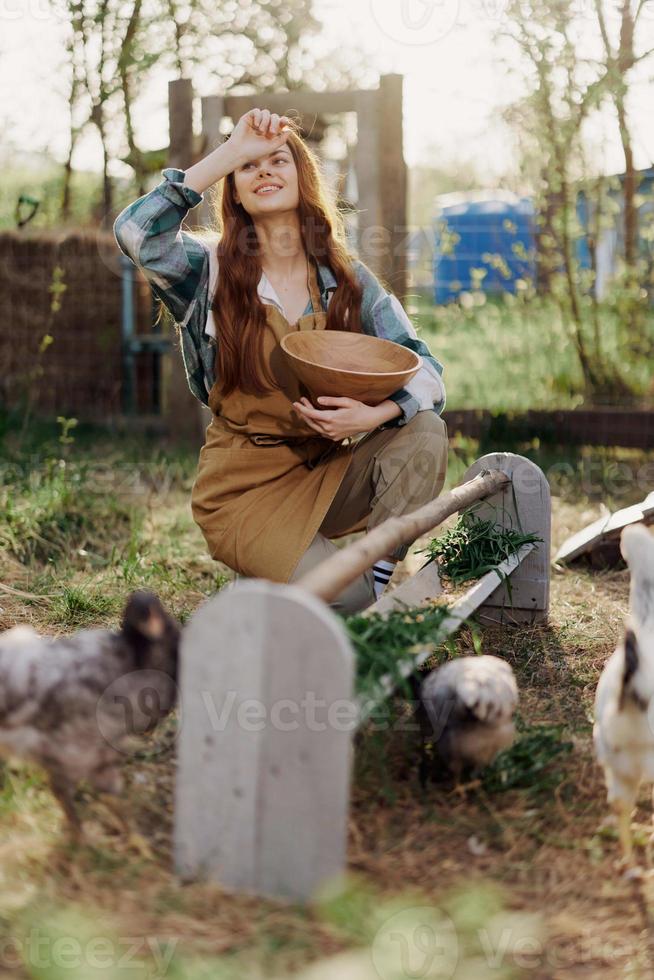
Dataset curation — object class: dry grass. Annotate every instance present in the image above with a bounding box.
[1,425,654,977]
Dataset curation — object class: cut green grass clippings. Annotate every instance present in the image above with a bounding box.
[344,603,453,700]
[481,723,574,796]
[417,506,543,586]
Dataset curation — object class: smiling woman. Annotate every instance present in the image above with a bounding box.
[113,107,448,613]
[233,143,312,325]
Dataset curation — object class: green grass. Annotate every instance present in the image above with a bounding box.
[409,292,653,411]
[49,585,120,628]
[0,416,227,631]
[0,455,136,566]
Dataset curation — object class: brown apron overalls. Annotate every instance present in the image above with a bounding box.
[190,259,369,584]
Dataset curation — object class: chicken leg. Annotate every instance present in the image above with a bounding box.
[48,770,82,842]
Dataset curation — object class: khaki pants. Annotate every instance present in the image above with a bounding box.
[288,410,448,615]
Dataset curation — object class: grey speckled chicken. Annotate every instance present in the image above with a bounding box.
[418,655,519,783]
[0,590,180,833]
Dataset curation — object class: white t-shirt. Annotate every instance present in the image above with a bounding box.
[203,249,310,339]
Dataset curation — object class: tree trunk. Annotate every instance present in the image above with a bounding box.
[615,95,638,268]
[118,0,147,195]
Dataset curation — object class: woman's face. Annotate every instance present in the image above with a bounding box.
[233,146,300,216]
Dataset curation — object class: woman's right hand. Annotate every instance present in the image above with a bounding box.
[227,109,293,169]
[184,108,295,196]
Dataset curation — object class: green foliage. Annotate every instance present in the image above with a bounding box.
[411,292,653,410]
[0,165,103,230]
[482,723,574,796]
[498,0,654,402]
[0,416,229,633]
[48,266,67,313]
[56,417,78,447]
[417,506,543,585]
[0,454,135,566]
[344,604,452,698]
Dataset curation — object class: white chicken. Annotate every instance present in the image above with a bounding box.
[418,654,519,783]
[594,522,654,864]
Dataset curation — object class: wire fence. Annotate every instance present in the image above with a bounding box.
[0,230,157,421]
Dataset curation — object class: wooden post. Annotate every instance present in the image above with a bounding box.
[198,95,225,230]
[461,453,551,624]
[355,88,382,280]
[354,77,408,301]
[163,78,207,445]
[174,579,355,903]
[168,78,195,171]
[378,74,408,303]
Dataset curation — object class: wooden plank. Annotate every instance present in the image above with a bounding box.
[461,454,550,624]
[165,78,207,445]
[356,542,535,724]
[201,94,225,152]
[225,89,357,120]
[554,492,654,565]
[605,493,654,531]
[168,78,194,169]
[443,408,654,450]
[197,95,225,229]
[366,560,442,617]
[174,580,354,902]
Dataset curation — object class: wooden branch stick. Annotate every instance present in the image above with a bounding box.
[0,581,53,603]
[295,469,510,603]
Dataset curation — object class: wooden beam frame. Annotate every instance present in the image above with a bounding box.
[169,74,408,300]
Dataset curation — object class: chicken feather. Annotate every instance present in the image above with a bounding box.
[0,590,180,834]
[419,654,518,781]
[594,523,654,865]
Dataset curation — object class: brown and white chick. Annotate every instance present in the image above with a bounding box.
[594,523,654,866]
[0,589,180,837]
[418,654,518,784]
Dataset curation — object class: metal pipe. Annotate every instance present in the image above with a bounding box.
[120,253,137,414]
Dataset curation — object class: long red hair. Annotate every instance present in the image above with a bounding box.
[208,121,364,397]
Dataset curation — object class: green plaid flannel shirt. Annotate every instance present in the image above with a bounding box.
[113,167,446,428]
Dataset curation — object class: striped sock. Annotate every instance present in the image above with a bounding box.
[372,558,398,599]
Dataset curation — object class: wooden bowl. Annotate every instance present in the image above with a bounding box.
[280,331,422,406]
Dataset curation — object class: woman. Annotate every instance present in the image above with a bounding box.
[113,108,448,614]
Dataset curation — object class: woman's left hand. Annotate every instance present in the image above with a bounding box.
[292,396,380,440]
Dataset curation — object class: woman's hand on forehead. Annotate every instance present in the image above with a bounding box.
[248,108,292,137]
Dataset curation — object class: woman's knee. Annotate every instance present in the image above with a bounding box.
[405,409,448,441]
[404,411,448,480]
[369,412,448,520]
